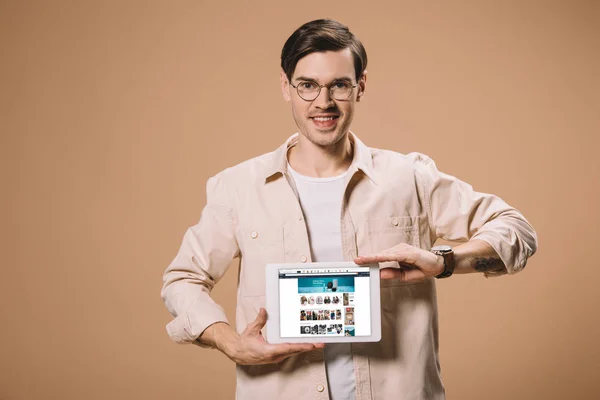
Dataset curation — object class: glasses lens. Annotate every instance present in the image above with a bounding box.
[297,81,319,101]
[331,82,353,100]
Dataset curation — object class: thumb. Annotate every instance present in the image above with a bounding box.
[245,307,268,334]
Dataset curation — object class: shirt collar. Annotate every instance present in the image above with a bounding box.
[264,131,376,184]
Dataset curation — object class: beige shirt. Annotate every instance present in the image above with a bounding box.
[161,132,538,400]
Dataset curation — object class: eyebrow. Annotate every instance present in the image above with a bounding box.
[294,76,354,84]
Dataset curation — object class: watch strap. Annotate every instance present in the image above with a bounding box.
[433,248,455,279]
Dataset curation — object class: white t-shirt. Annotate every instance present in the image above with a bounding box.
[288,163,356,400]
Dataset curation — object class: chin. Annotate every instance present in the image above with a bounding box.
[311,135,340,147]
[308,129,346,147]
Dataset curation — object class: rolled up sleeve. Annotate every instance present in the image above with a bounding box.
[161,172,239,345]
[414,153,538,275]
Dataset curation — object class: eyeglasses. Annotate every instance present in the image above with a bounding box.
[289,80,358,101]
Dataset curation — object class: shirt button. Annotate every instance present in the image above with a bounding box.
[300,256,307,262]
[251,231,258,239]
[316,384,324,392]
[391,218,399,226]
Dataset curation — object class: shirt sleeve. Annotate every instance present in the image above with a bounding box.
[161,172,240,345]
[413,153,538,276]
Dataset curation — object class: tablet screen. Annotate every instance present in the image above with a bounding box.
[278,266,371,338]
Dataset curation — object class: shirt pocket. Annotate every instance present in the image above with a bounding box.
[365,216,421,288]
[238,224,285,297]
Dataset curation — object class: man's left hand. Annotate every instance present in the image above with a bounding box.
[354,243,444,283]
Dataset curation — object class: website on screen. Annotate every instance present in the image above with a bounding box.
[278,267,371,338]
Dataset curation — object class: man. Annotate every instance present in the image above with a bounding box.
[161,19,538,400]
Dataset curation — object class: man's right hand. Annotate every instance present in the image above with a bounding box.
[200,308,324,365]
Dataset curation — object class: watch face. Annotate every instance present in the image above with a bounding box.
[431,245,452,253]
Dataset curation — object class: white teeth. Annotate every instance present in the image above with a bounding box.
[313,117,336,121]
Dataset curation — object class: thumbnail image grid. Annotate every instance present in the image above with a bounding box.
[300,309,342,321]
[300,324,344,335]
[297,275,356,336]
[300,294,341,306]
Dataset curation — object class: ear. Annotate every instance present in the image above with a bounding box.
[280,70,291,102]
[356,70,367,102]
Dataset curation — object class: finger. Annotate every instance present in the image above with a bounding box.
[265,342,322,358]
[276,342,321,355]
[355,248,396,264]
[380,267,404,280]
[245,308,268,334]
[253,351,290,365]
[271,342,325,363]
[402,268,427,282]
[358,250,420,267]
[380,267,427,282]
[270,346,324,364]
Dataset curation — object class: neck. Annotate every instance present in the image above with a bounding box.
[288,132,353,178]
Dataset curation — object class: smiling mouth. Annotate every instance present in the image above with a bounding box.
[311,116,339,121]
[310,115,340,129]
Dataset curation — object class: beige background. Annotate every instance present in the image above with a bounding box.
[1,1,599,399]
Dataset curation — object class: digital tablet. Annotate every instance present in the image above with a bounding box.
[265,262,381,343]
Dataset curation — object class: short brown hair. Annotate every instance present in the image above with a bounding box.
[281,19,367,82]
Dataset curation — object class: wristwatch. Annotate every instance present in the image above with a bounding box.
[431,245,456,279]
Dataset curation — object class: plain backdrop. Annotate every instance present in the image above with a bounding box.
[1,1,599,399]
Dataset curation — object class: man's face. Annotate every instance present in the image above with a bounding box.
[281,48,366,147]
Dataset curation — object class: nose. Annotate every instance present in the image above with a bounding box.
[313,85,335,109]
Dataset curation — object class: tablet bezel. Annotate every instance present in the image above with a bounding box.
[265,261,381,344]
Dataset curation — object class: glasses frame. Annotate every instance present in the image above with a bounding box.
[289,79,359,101]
